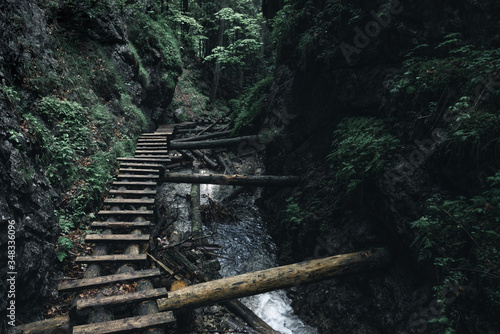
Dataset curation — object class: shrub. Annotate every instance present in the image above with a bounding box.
[327,117,400,192]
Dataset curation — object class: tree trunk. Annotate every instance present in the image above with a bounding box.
[170,135,260,150]
[157,248,391,311]
[172,130,232,142]
[209,0,226,102]
[163,173,300,187]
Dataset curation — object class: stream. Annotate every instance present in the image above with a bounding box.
[162,169,318,334]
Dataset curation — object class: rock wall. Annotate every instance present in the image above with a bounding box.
[0,0,180,324]
[260,0,500,333]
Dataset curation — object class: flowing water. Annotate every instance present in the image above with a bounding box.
[162,169,317,333]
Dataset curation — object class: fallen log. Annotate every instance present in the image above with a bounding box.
[195,110,232,137]
[163,173,300,187]
[171,130,232,143]
[169,135,259,150]
[157,248,390,312]
[192,150,218,169]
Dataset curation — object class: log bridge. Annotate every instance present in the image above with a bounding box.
[9,123,391,334]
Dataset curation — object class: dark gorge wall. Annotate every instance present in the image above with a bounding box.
[261,0,500,333]
[0,0,180,324]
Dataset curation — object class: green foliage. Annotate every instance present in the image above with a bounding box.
[327,117,400,192]
[283,197,307,231]
[411,171,500,332]
[128,43,150,86]
[128,13,182,73]
[1,85,21,109]
[56,236,74,262]
[118,93,147,133]
[230,75,273,132]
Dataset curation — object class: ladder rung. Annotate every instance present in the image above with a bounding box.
[58,268,161,292]
[104,198,155,205]
[98,210,154,216]
[72,311,175,334]
[91,221,152,229]
[108,189,157,196]
[85,234,150,243]
[74,254,148,264]
[76,288,168,313]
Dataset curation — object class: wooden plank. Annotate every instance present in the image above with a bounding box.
[85,234,151,243]
[112,181,157,187]
[117,157,171,163]
[169,135,260,150]
[157,248,391,312]
[104,198,155,205]
[7,316,71,334]
[134,155,173,159]
[116,174,160,180]
[72,312,175,334]
[135,150,170,154]
[137,141,168,146]
[75,254,148,263]
[136,146,169,151]
[76,288,168,313]
[91,221,152,229]
[58,269,161,292]
[118,168,160,174]
[98,210,154,216]
[108,189,157,196]
[138,137,167,142]
[118,163,162,169]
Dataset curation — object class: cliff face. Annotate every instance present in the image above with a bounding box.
[261,0,500,332]
[0,0,180,322]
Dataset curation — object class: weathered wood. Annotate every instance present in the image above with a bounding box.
[137,141,169,146]
[138,138,167,142]
[7,315,72,334]
[112,181,157,187]
[116,174,160,180]
[192,150,218,169]
[117,162,162,169]
[134,155,173,159]
[75,254,148,264]
[190,167,203,239]
[91,221,152,229]
[117,168,160,174]
[172,130,233,143]
[98,210,154,216]
[135,150,170,155]
[169,135,259,150]
[195,110,232,137]
[72,311,175,334]
[85,234,151,243]
[216,155,233,174]
[103,198,155,205]
[58,269,161,292]
[108,189,157,196]
[76,288,168,315]
[117,157,171,163]
[163,173,300,187]
[157,248,391,311]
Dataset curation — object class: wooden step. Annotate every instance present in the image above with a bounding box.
[72,311,175,334]
[75,254,148,264]
[85,234,151,243]
[116,174,160,180]
[137,142,169,146]
[112,181,157,187]
[135,150,170,155]
[108,189,157,196]
[136,146,169,151]
[98,210,154,216]
[58,268,161,292]
[104,198,155,205]
[140,133,169,137]
[118,168,160,174]
[76,288,168,313]
[138,138,167,142]
[117,157,171,163]
[134,155,172,159]
[118,162,162,169]
[91,221,152,229]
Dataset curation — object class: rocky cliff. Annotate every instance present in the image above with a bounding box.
[0,0,181,324]
[260,0,500,332]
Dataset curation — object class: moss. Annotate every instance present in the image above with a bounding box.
[231,75,273,133]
